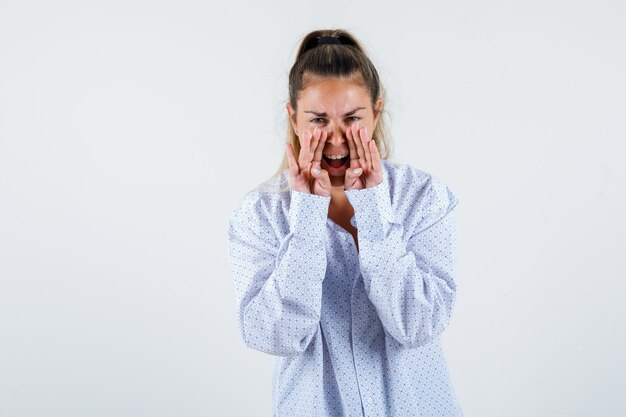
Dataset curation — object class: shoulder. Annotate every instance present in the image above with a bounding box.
[252,169,291,194]
[229,171,291,233]
[382,159,459,227]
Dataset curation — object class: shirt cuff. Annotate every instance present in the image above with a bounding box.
[288,189,331,237]
[344,179,396,241]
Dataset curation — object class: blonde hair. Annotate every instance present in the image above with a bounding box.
[274,29,392,177]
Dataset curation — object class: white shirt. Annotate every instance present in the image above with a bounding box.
[228,159,464,416]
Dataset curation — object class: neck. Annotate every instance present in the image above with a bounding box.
[328,184,355,220]
[330,185,345,196]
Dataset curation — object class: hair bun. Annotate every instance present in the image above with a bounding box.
[317,36,341,45]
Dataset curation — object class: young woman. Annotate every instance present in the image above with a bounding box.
[228,29,463,417]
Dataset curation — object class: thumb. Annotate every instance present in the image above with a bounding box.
[343,167,362,190]
[344,166,362,182]
[312,167,332,196]
[315,167,331,187]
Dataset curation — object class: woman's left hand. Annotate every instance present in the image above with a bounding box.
[344,123,383,190]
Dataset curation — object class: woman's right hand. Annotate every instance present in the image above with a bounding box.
[285,127,331,197]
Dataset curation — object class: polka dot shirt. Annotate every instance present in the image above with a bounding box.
[228,159,464,416]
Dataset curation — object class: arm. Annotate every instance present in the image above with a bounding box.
[227,189,330,356]
[345,177,459,348]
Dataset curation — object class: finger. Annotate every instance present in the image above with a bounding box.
[312,129,327,164]
[344,165,362,189]
[351,123,367,169]
[360,126,372,171]
[311,159,321,176]
[298,130,313,167]
[370,139,382,173]
[286,143,299,177]
[312,162,331,196]
[344,168,364,190]
[308,126,320,162]
[346,126,358,163]
[318,169,331,192]
[307,127,322,166]
[348,153,360,170]
[310,159,322,180]
[343,176,356,190]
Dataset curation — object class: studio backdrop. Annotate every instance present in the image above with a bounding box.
[0,1,624,416]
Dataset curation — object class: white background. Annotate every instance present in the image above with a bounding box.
[1,1,624,416]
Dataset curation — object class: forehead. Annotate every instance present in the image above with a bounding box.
[298,77,370,112]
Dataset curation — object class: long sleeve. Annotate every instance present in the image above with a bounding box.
[345,176,459,348]
[227,189,331,356]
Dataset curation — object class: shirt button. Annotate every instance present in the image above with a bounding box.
[366,396,374,405]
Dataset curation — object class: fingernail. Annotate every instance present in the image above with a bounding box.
[312,168,320,175]
[353,168,362,175]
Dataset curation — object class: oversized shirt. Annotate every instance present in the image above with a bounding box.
[227,159,464,417]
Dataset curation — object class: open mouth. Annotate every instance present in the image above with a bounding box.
[323,154,349,169]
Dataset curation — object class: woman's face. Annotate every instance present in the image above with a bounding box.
[286,76,383,186]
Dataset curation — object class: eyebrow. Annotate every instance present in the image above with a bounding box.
[303,107,366,117]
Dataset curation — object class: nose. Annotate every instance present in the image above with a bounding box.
[326,123,345,145]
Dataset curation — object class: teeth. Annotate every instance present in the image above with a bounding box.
[324,154,348,160]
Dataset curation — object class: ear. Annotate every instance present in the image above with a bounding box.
[285,102,298,134]
[373,98,384,128]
